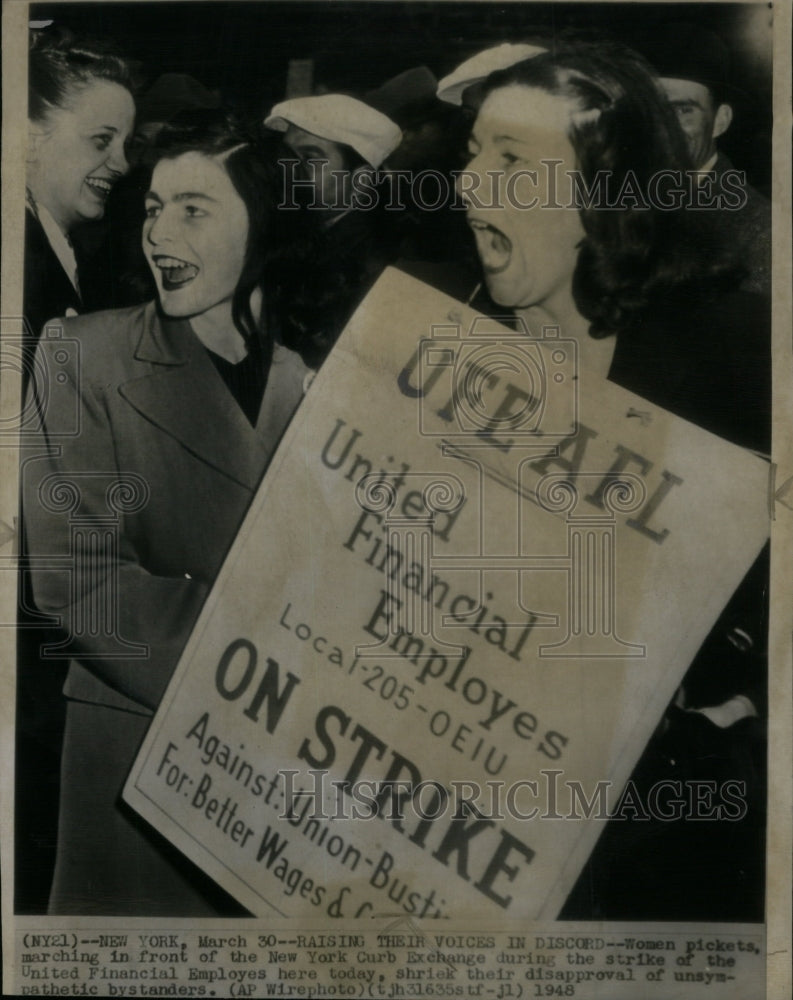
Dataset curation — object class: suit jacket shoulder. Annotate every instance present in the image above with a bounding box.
[44,300,150,348]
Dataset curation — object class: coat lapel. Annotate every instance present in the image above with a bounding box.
[118,307,271,491]
[25,212,82,313]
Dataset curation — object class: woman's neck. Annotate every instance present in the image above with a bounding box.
[515,282,589,338]
[189,289,264,364]
[515,286,616,381]
[190,300,247,363]
[27,186,73,236]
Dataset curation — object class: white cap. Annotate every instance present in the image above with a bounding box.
[264,94,402,168]
[436,43,547,105]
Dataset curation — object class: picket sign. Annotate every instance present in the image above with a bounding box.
[125,269,769,921]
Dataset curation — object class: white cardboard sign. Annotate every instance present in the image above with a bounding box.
[124,269,769,921]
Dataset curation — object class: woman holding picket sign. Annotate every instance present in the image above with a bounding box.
[456,39,769,920]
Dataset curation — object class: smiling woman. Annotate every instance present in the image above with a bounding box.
[17,29,140,916]
[143,152,250,346]
[22,112,314,915]
[25,29,138,363]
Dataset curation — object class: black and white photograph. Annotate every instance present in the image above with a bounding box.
[1,1,790,997]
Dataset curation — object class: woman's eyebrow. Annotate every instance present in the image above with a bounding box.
[173,192,219,203]
[143,191,219,203]
[493,133,531,145]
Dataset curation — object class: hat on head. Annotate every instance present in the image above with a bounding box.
[436,42,547,105]
[264,94,402,168]
[641,23,735,102]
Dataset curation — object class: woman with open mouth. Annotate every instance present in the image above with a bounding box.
[461,40,771,451]
[23,110,314,915]
[461,40,770,922]
[25,28,137,377]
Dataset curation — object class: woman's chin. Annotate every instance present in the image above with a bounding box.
[76,201,107,224]
[484,275,525,310]
[157,296,193,318]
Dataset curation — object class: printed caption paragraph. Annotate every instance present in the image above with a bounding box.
[14,926,764,999]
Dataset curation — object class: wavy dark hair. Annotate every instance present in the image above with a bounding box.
[482,41,738,338]
[150,108,322,366]
[29,27,141,122]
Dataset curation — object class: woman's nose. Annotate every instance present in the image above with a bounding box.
[107,139,130,176]
[145,209,171,245]
[456,152,486,205]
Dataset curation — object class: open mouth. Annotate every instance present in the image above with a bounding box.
[84,176,114,199]
[153,255,200,290]
[468,217,512,274]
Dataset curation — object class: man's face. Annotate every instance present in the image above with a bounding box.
[283,124,349,210]
[660,77,731,169]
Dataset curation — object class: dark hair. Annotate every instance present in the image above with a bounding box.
[29,27,140,122]
[482,41,737,338]
[150,108,319,362]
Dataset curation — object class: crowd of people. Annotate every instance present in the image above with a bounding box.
[18,20,771,919]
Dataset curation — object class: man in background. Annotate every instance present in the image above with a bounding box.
[644,23,771,295]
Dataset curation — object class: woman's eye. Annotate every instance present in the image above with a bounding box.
[144,204,160,219]
[501,151,523,166]
[185,205,207,218]
[92,134,112,151]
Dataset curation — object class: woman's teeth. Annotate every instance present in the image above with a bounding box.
[85,177,113,197]
[155,257,199,287]
[469,219,512,273]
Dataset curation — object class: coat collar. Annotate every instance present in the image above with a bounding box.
[133,300,195,365]
[119,304,274,490]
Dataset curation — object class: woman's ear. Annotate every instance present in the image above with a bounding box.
[249,285,264,324]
